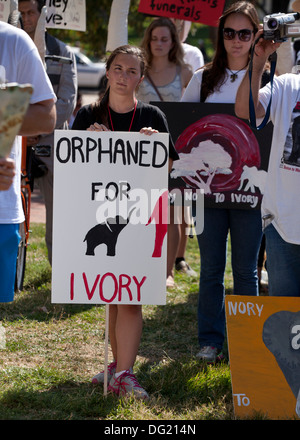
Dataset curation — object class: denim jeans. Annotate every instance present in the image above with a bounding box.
[264,223,300,297]
[0,224,20,303]
[195,208,262,350]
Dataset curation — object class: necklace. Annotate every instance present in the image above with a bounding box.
[228,66,247,82]
[107,99,137,131]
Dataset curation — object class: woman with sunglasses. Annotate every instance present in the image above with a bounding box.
[181,1,262,363]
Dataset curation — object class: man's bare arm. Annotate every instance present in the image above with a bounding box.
[19,98,56,136]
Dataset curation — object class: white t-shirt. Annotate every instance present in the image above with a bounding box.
[182,43,204,73]
[0,22,55,224]
[259,73,300,244]
[181,68,247,104]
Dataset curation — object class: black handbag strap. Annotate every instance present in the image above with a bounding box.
[146,73,164,101]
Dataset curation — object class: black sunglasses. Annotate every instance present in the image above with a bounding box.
[223,28,253,42]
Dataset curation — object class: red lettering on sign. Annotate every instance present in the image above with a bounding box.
[70,272,74,300]
[83,272,100,300]
[70,272,147,303]
[133,276,147,302]
[119,274,133,301]
[138,0,225,27]
[100,272,118,303]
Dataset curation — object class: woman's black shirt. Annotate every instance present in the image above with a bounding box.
[72,100,179,161]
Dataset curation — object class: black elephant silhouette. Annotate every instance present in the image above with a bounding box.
[84,209,135,256]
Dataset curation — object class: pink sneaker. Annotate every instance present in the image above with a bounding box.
[91,361,117,385]
[108,370,149,400]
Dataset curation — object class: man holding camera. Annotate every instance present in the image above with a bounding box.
[235,1,300,297]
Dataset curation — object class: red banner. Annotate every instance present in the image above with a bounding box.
[138,0,226,27]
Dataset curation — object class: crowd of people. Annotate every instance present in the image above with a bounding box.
[1,0,300,400]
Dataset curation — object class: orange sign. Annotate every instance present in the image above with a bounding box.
[138,0,226,27]
[225,295,300,419]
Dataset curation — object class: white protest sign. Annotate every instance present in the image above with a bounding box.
[45,0,86,31]
[52,130,169,305]
[0,0,10,22]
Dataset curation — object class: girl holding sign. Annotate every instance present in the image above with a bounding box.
[181,1,265,363]
[72,45,178,399]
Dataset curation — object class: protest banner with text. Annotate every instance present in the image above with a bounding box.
[45,0,86,31]
[138,0,226,27]
[154,102,273,211]
[0,0,9,22]
[52,130,171,305]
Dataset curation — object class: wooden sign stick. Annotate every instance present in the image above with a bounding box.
[103,304,110,396]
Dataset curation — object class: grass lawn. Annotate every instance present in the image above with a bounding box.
[0,223,248,421]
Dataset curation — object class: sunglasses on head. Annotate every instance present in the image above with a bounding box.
[223,28,253,42]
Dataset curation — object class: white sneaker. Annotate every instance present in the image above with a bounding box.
[196,346,224,363]
[175,260,197,277]
[108,370,149,400]
[91,360,117,385]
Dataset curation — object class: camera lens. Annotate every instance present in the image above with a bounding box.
[267,18,278,29]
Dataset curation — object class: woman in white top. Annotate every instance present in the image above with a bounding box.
[181,1,262,363]
[137,17,193,288]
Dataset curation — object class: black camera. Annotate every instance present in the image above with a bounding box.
[263,12,300,42]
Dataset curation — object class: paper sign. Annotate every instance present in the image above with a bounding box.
[225,295,300,419]
[0,83,33,157]
[52,130,169,305]
[138,0,226,27]
[154,102,273,210]
[45,0,86,31]
[0,0,9,22]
